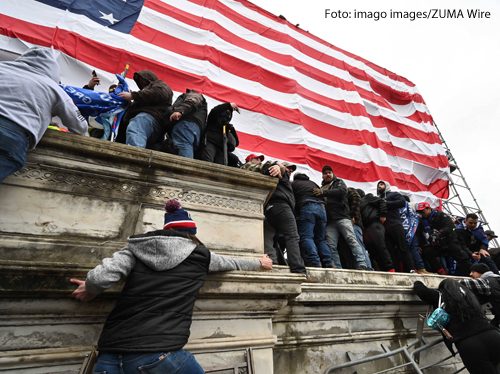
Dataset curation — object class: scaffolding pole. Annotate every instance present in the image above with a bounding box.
[435,121,499,248]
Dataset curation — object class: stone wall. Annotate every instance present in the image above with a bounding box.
[0,131,463,374]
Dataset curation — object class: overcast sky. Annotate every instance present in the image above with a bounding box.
[250,0,500,234]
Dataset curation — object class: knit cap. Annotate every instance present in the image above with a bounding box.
[163,199,197,235]
[470,263,490,274]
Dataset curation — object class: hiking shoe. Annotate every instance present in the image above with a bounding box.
[304,276,320,283]
[325,264,337,269]
[417,269,435,275]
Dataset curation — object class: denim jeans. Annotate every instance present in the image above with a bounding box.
[265,202,307,275]
[0,116,30,183]
[171,121,200,159]
[297,202,333,267]
[353,224,374,271]
[325,219,366,269]
[93,350,204,374]
[409,235,425,270]
[126,112,161,149]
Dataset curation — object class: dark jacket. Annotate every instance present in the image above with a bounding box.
[205,103,238,147]
[97,230,210,353]
[90,230,262,353]
[320,175,350,221]
[377,180,405,228]
[347,187,363,229]
[291,173,324,215]
[262,162,295,210]
[169,90,208,134]
[361,193,387,227]
[116,70,173,143]
[413,280,497,355]
[455,227,489,255]
[416,210,463,253]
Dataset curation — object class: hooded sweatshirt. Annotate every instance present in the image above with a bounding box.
[0,47,87,148]
[291,173,324,214]
[86,230,261,353]
[377,180,406,228]
[116,70,173,143]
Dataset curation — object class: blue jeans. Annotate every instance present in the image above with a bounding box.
[0,116,30,183]
[171,121,200,159]
[93,350,204,374]
[409,235,425,270]
[325,219,366,269]
[353,225,374,271]
[297,202,333,267]
[126,112,161,149]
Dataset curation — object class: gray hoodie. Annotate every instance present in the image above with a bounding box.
[0,47,87,148]
[86,234,262,295]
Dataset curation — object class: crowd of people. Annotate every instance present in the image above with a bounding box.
[2,46,499,374]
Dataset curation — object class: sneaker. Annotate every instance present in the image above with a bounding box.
[356,265,367,270]
[325,264,337,269]
[437,268,446,276]
[387,269,396,273]
[417,269,435,275]
[410,269,417,274]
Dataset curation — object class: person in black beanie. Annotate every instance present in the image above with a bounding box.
[71,199,272,373]
[459,262,500,327]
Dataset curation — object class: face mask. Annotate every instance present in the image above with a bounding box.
[220,112,232,123]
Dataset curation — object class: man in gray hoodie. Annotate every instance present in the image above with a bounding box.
[0,47,87,183]
[71,199,272,373]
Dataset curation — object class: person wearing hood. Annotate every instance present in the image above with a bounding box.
[0,46,87,183]
[360,191,395,271]
[459,263,500,328]
[292,172,335,268]
[314,166,367,270]
[414,278,500,374]
[201,102,240,166]
[116,70,173,148]
[376,181,416,273]
[71,199,272,373]
[455,213,499,274]
[415,202,471,276]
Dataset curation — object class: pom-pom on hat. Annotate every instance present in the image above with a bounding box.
[163,199,197,235]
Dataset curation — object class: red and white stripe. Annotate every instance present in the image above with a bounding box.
[0,0,449,205]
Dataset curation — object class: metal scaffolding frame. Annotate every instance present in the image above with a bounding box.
[435,121,499,248]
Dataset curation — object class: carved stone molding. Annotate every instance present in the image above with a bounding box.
[13,165,261,213]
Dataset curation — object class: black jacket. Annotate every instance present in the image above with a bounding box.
[377,180,405,228]
[203,103,239,152]
[262,162,295,210]
[291,174,324,215]
[413,280,496,355]
[116,70,173,143]
[455,228,489,255]
[320,175,350,221]
[361,193,388,227]
[97,231,211,353]
[416,210,463,252]
[169,91,208,134]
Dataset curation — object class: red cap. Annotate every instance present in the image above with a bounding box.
[245,154,264,163]
[416,202,431,211]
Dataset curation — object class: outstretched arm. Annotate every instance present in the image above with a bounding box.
[209,254,272,272]
[70,248,136,301]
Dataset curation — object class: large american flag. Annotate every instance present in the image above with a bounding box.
[0,0,449,205]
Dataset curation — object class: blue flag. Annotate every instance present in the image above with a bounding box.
[61,73,130,140]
